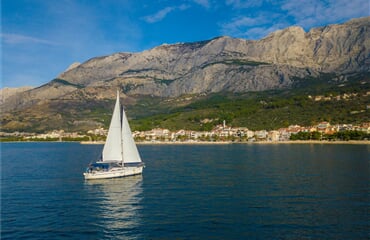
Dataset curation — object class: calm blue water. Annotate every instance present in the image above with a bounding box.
[1,142,369,239]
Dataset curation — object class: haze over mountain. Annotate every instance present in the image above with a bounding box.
[1,17,369,132]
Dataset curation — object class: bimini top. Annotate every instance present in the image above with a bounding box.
[90,162,121,169]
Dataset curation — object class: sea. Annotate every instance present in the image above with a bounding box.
[1,142,369,239]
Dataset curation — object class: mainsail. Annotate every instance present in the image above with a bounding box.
[102,93,122,162]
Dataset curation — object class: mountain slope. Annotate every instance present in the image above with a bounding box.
[55,16,368,96]
[1,17,369,132]
[0,87,33,104]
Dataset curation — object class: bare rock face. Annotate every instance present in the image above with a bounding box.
[58,53,133,86]
[0,87,33,104]
[64,62,81,72]
[55,17,368,96]
[1,17,369,111]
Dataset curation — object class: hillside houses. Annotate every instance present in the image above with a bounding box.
[3,121,369,143]
[131,121,370,143]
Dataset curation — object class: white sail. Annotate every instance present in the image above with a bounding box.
[121,106,142,164]
[102,93,122,162]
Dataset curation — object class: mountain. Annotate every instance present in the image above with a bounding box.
[0,87,34,104]
[1,17,369,132]
[56,17,368,96]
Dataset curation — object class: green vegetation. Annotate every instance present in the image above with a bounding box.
[61,136,90,141]
[327,130,370,141]
[153,78,175,86]
[0,136,25,142]
[201,59,268,69]
[0,98,113,133]
[290,131,370,141]
[51,79,84,88]
[1,72,369,133]
[129,73,369,131]
[0,136,91,142]
[122,83,143,93]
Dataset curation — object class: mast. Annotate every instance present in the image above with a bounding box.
[102,91,123,162]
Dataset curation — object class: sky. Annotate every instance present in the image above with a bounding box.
[1,0,369,88]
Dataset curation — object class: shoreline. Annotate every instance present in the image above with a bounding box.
[251,140,370,145]
[88,140,370,145]
[2,140,369,145]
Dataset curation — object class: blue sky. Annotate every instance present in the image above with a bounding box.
[1,0,369,88]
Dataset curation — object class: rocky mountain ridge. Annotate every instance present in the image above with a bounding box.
[1,17,369,132]
[55,17,368,95]
[0,87,34,104]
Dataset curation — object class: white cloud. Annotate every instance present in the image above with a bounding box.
[220,16,267,36]
[220,0,369,39]
[144,7,175,23]
[143,4,190,23]
[2,0,141,88]
[220,13,287,39]
[224,15,269,28]
[193,0,210,8]
[242,23,289,39]
[281,0,369,28]
[1,33,58,46]
[225,0,264,9]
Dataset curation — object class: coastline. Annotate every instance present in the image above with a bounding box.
[252,140,370,145]
[79,140,370,145]
[137,141,232,145]
[2,140,369,145]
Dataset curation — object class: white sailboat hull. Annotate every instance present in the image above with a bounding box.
[83,166,144,180]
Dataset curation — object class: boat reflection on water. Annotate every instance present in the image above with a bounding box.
[84,176,143,239]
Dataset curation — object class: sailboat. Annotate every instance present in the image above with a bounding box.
[83,91,144,180]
